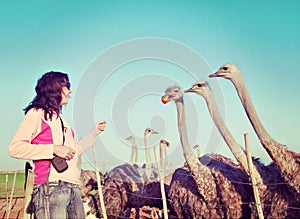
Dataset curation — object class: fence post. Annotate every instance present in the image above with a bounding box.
[6,172,17,219]
[5,175,8,213]
[93,146,107,219]
[244,133,264,219]
[154,146,168,219]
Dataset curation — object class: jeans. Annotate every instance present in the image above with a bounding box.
[32,181,85,219]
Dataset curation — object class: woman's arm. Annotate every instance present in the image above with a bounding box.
[8,109,54,160]
[75,121,106,155]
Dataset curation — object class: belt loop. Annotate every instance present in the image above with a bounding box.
[44,175,50,219]
[45,175,49,196]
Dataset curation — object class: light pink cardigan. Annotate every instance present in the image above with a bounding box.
[8,108,97,185]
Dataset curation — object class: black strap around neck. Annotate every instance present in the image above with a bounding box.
[59,117,65,146]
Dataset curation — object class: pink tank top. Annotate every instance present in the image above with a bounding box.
[31,120,53,184]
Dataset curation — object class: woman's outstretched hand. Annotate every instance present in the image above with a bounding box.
[94,121,106,135]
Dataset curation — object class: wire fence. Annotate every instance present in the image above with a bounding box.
[1,160,300,218]
[80,160,300,216]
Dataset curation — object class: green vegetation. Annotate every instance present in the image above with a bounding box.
[0,172,25,198]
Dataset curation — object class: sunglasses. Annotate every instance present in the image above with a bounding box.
[61,82,71,90]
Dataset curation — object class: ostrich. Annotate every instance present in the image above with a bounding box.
[86,162,145,218]
[87,129,165,218]
[162,85,253,218]
[79,169,105,218]
[184,80,300,217]
[209,63,300,197]
[143,127,159,181]
[193,144,200,158]
[185,81,265,189]
[140,129,166,212]
[126,135,138,167]
[80,169,99,199]
[159,139,170,172]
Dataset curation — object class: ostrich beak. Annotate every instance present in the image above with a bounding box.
[184,87,193,93]
[209,72,218,78]
[153,130,159,134]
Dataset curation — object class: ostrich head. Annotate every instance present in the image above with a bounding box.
[160,139,170,147]
[193,144,200,149]
[144,128,159,137]
[184,80,210,95]
[209,63,240,80]
[125,135,135,143]
[161,84,184,104]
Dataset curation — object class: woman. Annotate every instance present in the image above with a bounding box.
[8,71,106,219]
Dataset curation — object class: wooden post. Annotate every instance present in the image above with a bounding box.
[23,169,34,219]
[93,146,107,219]
[154,146,168,219]
[5,174,8,213]
[244,133,264,219]
[6,172,17,219]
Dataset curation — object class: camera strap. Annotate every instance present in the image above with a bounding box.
[59,116,65,146]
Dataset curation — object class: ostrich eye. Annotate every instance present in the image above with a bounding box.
[147,129,151,132]
[174,89,179,93]
[197,83,202,87]
[222,67,228,70]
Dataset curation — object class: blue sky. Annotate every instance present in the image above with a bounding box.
[1,1,299,171]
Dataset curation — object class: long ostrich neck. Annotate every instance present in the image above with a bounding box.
[129,139,135,164]
[232,74,300,193]
[204,89,265,184]
[144,136,151,164]
[132,139,138,164]
[175,99,193,159]
[159,144,163,161]
[164,146,168,170]
[196,148,200,158]
[135,145,138,164]
[205,90,247,167]
[232,75,275,146]
[159,143,163,170]
[175,97,217,201]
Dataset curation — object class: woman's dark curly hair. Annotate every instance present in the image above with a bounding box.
[24,71,69,120]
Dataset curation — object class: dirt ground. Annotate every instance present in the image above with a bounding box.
[0,198,25,219]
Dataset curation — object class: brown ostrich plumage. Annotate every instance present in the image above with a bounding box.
[83,128,170,218]
[85,163,170,218]
[169,154,253,218]
[254,160,300,218]
[80,169,99,198]
[100,163,144,218]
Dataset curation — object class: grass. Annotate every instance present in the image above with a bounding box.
[0,172,25,198]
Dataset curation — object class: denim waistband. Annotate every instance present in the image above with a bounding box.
[48,180,79,188]
[34,180,79,189]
